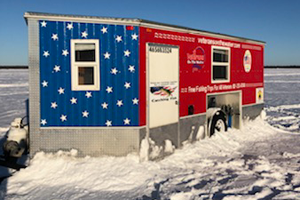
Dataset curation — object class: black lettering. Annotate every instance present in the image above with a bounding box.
[149,46,172,53]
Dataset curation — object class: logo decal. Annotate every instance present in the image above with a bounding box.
[150,86,177,97]
[256,88,264,103]
[187,46,205,71]
[244,50,252,73]
[258,90,262,100]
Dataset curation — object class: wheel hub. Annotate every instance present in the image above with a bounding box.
[215,119,226,132]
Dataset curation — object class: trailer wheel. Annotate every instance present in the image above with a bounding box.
[210,112,227,136]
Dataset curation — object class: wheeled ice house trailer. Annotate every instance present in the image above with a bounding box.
[24,12,265,157]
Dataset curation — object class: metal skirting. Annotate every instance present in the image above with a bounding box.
[180,115,206,145]
[148,114,206,149]
[39,129,141,157]
[242,103,264,120]
[149,123,179,148]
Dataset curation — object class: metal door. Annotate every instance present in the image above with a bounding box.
[147,44,179,128]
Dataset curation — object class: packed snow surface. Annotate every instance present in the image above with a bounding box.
[0,68,300,199]
[264,68,300,133]
[2,118,300,200]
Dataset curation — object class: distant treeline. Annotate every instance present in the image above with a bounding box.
[1,65,300,69]
[264,65,300,68]
[0,65,28,69]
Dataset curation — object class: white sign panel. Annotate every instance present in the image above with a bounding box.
[148,44,179,128]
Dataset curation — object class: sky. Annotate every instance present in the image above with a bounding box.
[0,0,299,66]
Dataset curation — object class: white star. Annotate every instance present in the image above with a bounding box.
[131,33,138,40]
[51,102,58,109]
[101,102,108,109]
[41,119,47,125]
[106,86,113,93]
[85,91,92,98]
[124,118,130,125]
[43,51,50,57]
[104,52,111,59]
[101,26,108,34]
[115,35,122,42]
[41,80,48,87]
[124,50,131,57]
[132,98,139,105]
[124,82,131,89]
[81,31,88,38]
[41,21,47,27]
[67,23,73,30]
[116,100,123,107]
[51,33,58,41]
[70,97,77,104]
[82,110,89,118]
[60,115,67,122]
[58,87,65,94]
[128,65,135,73]
[110,68,118,75]
[105,120,112,127]
[62,49,69,56]
[53,65,60,72]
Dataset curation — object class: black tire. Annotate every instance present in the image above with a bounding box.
[210,112,228,136]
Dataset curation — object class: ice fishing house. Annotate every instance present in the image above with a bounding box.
[24,12,265,157]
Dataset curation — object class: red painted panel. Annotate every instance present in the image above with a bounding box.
[139,26,264,120]
[139,27,147,126]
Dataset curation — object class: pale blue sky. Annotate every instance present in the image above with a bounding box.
[0,0,299,65]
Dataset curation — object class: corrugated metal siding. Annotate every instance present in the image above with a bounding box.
[39,20,139,127]
[28,18,41,155]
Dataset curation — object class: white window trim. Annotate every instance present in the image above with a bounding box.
[211,46,230,83]
[71,39,100,91]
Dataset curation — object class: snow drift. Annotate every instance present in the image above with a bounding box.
[2,116,300,200]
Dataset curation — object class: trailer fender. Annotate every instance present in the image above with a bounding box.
[207,108,228,137]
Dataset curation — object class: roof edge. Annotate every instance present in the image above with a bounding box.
[139,19,265,45]
[24,12,266,45]
[24,12,141,24]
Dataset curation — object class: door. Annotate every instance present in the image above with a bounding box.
[147,44,179,128]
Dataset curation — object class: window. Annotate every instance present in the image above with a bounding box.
[78,67,94,85]
[71,39,100,91]
[212,46,230,83]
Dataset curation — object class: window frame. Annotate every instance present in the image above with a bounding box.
[211,46,230,83]
[71,39,100,91]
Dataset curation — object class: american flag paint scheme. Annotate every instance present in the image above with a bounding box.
[24,12,265,157]
[37,18,265,128]
[39,21,139,127]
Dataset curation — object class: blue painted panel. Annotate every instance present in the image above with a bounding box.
[39,20,139,127]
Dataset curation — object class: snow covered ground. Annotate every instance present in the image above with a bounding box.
[0,68,300,200]
[264,68,300,133]
[0,69,28,134]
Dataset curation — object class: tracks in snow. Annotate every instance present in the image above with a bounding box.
[139,132,300,200]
